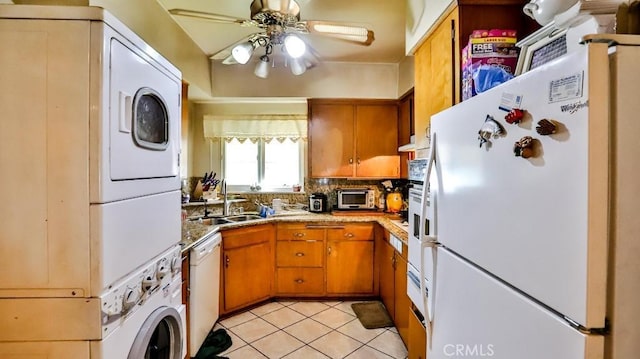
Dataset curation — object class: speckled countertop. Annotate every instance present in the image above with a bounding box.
[181,211,409,253]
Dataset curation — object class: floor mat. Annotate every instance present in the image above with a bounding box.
[194,328,232,359]
[351,301,394,329]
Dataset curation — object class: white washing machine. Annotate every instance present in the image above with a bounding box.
[0,246,186,359]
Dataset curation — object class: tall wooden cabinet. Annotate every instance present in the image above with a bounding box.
[413,1,538,151]
[309,99,400,178]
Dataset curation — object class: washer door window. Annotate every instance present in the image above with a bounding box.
[133,88,169,150]
[129,306,183,359]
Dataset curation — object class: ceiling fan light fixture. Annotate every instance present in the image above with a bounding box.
[254,55,270,78]
[231,41,254,64]
[284,34,306,58]
[290,57,306,75]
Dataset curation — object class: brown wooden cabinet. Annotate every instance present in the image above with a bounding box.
[398,88,414,178]
[275,223,324,295]
[376,227,410,346]
[413,1,538,151]
[309,99,400,178]
[221,224,274,314]
[326,223,375,295]
[408,308,427,359]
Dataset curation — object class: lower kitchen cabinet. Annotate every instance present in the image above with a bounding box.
[376,227,410,346]
[276,267,324,294]
[395,253,410,344]
[326,224,375,295]
[408,308,427,359]
[221,224,274,314]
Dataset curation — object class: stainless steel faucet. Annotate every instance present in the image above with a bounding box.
[221,179,230,216]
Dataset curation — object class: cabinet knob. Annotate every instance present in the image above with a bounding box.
[349,158,353,164]
[295,279,304,284]
[294,232,305,238]
[225,255,230,268]
[357,157,361,165]
[295,252,305,257]
[328,246,332,255]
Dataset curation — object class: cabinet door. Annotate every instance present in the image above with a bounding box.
[408,309,427,359]
[414,9,458,151]
[355,104,399,178]
[378,239,396,320]
[326,240,374,294]
[395,253,410,346]
[309,103,354,177]
[181,253,191,359]
[223,241,272,312]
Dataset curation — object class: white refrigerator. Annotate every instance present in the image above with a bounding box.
[420,36,640,359]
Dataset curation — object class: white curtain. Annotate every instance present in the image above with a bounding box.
[203,114,307,143]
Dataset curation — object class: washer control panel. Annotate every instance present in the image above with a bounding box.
[100,245,181,337]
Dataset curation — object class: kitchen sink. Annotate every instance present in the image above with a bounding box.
[189,214,263,225]
[224,214,263,222]
[191,217,232,225]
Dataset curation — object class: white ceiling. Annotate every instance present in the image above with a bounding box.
[157,0,407,64]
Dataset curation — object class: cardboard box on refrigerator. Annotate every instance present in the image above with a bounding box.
[462,29,519,101]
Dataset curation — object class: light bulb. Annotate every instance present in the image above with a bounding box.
[254,55,270,78]
[290,58,306,75]
[284,35,306,58]
[231,42,254,64]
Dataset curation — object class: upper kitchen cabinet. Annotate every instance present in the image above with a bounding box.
[309,99,400,178]
[413,0,538,151]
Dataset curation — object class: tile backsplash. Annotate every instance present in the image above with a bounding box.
[183,177,408,213]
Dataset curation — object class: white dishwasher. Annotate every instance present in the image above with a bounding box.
[189,231,222,355]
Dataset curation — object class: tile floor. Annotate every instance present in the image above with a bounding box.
[212,300,408,359]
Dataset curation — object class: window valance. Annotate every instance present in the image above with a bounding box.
[203,114,308,143]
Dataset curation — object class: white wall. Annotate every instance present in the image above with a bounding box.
[211,60,399,99]
[398,55,415,96]
[406,0,453,54]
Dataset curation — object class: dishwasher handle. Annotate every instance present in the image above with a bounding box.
[190,233,222,264]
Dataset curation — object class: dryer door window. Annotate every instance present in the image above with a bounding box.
[133,88,169,150]
[129,306,183,359]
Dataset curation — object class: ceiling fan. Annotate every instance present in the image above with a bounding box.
[169,0,375,77]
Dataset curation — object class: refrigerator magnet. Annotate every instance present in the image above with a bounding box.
[536,119,558,135]
[505,108,525,124]
[513,136,536,158]
[478,115,505,148]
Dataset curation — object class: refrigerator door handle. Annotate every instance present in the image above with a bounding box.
[420,237,437,348]
[420,133,436,243]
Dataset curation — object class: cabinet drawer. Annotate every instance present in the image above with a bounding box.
[277,223,324,241]
[276,268,324,294]
[277,241,323,267]
[327,223,374,241]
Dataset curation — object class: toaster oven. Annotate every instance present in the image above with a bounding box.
[336,188,376,209]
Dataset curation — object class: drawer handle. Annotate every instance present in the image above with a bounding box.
[295,252,305,257]
[294,232,305,237]
[344,232,354,238]
[225,255,230,268]
[295,279,304,284]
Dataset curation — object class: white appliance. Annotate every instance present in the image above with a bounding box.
[189,231,222,355]
[419,37,640,359]
[0,5,184,358]
[406,158,433,317]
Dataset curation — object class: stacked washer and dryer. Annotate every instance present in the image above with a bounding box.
[0,5,185,358]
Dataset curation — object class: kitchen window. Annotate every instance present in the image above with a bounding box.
[223,138,303,191]
[203,114,307,192]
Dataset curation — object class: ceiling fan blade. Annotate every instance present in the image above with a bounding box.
[168,8,256,27]
[303,21,375,46]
